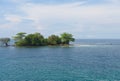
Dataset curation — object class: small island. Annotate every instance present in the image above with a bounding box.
[0,32,75,47]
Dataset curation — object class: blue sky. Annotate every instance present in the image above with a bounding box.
[0,0,120,39]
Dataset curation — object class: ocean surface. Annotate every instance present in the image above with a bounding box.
[0,39,120,80]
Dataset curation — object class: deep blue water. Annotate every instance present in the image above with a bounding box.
[0,39,120,80]
[73,39,120,45]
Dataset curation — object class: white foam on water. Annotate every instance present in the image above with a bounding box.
[70,44,97,47]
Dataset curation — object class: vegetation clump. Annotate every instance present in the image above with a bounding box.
[13,32,75,46]
[47,35,61,45]
[61,32,75,45]
[0,38,10,46]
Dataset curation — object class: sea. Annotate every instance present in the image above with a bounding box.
[0,39,120,81]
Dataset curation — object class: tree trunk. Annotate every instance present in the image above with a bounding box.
[5,43,8,46]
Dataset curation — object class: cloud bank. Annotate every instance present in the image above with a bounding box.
[0,0,120,38]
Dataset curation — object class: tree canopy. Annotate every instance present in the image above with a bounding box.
[13,32,75,46]
[13,32,26,41]
[24,33,45,46]
[60,32,75,44]
[0,38,10,46]
[47,35,61,45]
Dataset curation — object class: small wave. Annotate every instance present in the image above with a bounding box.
[70,44,97,47]
[70,44,120,47]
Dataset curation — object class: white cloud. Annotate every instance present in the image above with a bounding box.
[19,1,120,35]
[21,1,120,20]
[1,0,120,38]
[107,0,120,4]
[4,14,22,23]
[9,0,28,3]
[0,23,14,28]
[10,0,21,3]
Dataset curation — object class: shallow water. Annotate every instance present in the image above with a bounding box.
[0,40,120,80]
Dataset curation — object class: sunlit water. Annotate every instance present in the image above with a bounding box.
[0,39,120,80]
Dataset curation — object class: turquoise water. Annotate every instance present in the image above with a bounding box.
[0,40,120,80]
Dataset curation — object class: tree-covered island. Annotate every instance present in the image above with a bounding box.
[13,32,75,46]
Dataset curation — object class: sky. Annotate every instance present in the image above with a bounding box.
[0,0,120,39]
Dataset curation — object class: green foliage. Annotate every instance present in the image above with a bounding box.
[15,39,27,46]
[47,35,61,45]
[24,33,45,46]
[13,32,26,41]
[0,38,10,46]
[60,32,75,44]
[13,32,75,46]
